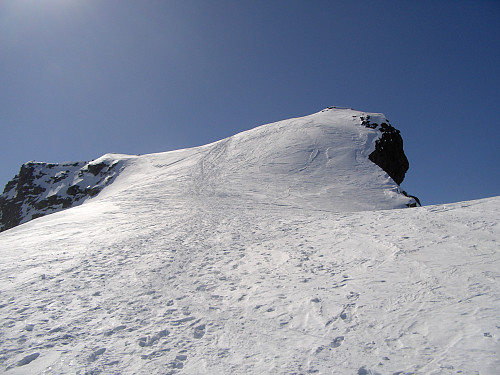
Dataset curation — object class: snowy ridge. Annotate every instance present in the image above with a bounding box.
[1,108,414,232]
[96,107,415,213]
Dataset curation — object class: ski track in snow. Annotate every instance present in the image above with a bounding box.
[0,108,498,374]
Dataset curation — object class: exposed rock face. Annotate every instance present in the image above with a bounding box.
[359,115,409,185]
[0,158,121,232]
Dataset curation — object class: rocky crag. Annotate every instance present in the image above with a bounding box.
[0,157,122,232]
[359,114,409,185]
[356,112,419,207]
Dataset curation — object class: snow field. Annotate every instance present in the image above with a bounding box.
[0,195,498,374]
[0,108,498,374]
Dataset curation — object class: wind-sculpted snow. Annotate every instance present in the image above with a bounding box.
[0,191,498,374]
[179,107,415,211]
[0,108,416,233]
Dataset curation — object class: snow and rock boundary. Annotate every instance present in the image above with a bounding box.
[0,155,129,232]
[1,108,417,232]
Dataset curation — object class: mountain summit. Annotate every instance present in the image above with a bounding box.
[0,108,498,374]
[0,107,416,232]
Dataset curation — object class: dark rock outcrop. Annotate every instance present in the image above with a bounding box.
[0,158,121,232]
[402,191,422,207]
[360,115,409,185]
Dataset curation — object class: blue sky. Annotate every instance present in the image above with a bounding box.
[1,0,499,206]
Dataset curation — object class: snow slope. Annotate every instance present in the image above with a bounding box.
[1,107,415,234]
[0,108,498,374]
[98,107,414,213]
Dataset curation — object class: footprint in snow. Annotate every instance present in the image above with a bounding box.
[193,324,206,339]
[104,325,127,336]
[138,329,169,347]
[172,317,195,326]
[16,352,40,366]
[87,348,106,362]
[330,336,344,348]
[347,291,359,300]
[357,366,381,375]
[176,354,188,361]
[339,303,357,322]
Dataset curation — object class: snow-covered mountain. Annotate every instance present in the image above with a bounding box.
[0,108,498,374]
[0,108,416,232]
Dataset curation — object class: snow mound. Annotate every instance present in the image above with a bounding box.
[95,107,415,212]
[172,107,414,211]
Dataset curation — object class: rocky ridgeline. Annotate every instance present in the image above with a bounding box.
[0,158,122,232]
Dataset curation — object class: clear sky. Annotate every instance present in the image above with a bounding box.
[1,0,499,206]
